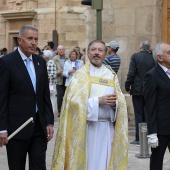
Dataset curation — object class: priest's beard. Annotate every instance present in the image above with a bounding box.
[91,59,102,67]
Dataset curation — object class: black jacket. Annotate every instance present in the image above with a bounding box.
[144,64,170,135]
[125,50,155,95]
[0,49,54,139]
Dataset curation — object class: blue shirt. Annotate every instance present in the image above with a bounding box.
[60,58,65,68]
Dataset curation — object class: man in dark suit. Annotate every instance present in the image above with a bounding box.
[125,40,155,145]
[0,25,54,170]
[144,42,170,170]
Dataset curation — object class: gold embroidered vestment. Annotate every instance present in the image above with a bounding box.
[51,63,128,170]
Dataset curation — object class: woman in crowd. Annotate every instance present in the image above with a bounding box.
[63,48,84,86]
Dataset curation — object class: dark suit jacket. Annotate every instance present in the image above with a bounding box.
[144,63,170,135]
[125,50,155,95]
[0,49,54,140]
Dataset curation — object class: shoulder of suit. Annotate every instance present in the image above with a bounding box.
[33,54,44,61]
[137,50,151,56]
[1,51,16,62]
[147,65,156,74]
[33,53,41,58]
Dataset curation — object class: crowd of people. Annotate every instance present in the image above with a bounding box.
[0,24,170,170]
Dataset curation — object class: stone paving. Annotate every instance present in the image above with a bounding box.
[0,118,170,170]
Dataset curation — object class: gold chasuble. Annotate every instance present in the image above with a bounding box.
[51,62,128,170]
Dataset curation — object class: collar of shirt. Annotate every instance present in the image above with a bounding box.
[90,63,102,76]
[18,47,33,61]
[59,55,65,59]
[158,63,169,73]
[18,47,36,79]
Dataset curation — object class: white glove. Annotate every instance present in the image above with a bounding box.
[147,133,159,148]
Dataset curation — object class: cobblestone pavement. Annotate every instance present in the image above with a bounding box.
[0,118,170,170]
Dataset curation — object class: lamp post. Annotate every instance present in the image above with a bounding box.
[92,0,103,40]
[96,9,102,40]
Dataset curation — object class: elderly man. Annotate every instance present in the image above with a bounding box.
[51,40,128,170]
[103,40,121,73]
[144,42,170,170]
[53,45,68,117]
[125,40,155,145]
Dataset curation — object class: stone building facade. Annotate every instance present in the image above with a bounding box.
[0,0,168,125]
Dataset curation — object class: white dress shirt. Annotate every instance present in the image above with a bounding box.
[158,63,170,78]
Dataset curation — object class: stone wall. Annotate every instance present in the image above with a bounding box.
[85,0,162,91]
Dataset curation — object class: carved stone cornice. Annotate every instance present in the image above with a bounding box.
[1,11,36,20]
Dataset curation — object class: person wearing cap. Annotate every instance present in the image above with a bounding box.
[125,40,155,145]
[43,50,57,116]
[103,41,121,73]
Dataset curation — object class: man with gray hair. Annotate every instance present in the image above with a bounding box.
[144,42,170,170]
[139,40,151,50]
[103,40,121,73]
[53,45,68,117]
[125,40,155,145]
[0,25,54,169]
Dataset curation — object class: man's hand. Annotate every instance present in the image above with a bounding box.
[46,125,54,141]
[147,133,158,148]
[0,132,8,147]
[99,94,117,107]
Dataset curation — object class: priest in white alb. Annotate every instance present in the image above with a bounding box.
[51,40,128,170]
